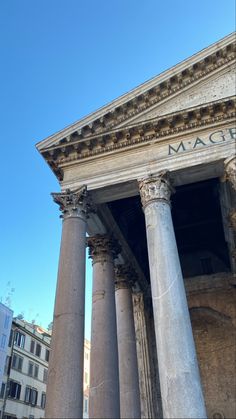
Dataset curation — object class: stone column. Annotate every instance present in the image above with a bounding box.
[115,264,141,419]
[88,235,120,419]
[45,187,90,419]
[139,173,207,419]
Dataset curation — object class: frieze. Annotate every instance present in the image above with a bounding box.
[168,127,236,155]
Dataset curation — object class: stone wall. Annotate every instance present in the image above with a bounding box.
[187,273,236,419]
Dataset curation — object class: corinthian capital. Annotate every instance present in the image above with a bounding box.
[139,171,173,208]
[224,156,236,191]
[115,264,137,290]
[87,235,121,264]
[52,186,92,220]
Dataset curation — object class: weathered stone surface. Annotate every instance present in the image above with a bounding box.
[46,190,87,419]
[140,174,207,418]
[187,274,236,419]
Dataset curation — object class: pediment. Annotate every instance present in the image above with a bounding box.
[116,64,236,127]
[36,33,235,153]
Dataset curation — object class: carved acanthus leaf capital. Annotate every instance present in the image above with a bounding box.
[224,156,236,190]
[139,171,174,208]
[52,186,94,219]
[87,235,121,264]
[115,264,137,289]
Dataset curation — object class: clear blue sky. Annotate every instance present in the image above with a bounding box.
[0,0,235,339]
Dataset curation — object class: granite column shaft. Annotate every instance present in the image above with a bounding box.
[88,236,120,419]
[115,266,141,419]
[45,187,88,419]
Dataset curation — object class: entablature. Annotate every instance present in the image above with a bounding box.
[41,97,236,182]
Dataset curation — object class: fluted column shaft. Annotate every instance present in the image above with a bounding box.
[45,187,89,419]
[88,236,120,419]
[139,173,207,419]
[115,265,141,419]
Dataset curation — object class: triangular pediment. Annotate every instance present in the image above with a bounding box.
[36,32,235,154]
[115,64,236,128]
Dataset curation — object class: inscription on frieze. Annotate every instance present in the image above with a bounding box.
[168,127,236,155]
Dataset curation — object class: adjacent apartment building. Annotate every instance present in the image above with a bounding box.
[0,318,50,419]
[0,318,90,419]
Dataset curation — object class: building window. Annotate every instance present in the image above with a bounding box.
[28,361,39,378]
[8,380,21,399]
[24,386,31,403]
[31,388,38,406]
[84,397,88,413]
[34,364,39,378]
[43,368,48,383]
[24,387,38,406]
[85,352,89,360]
[4,356,10,375]
[35,343,41,357]
[8,330,13,347]
[28,362,33,376]
[13,331,25,348]
[41,392,46,409]
[0,383,5,399]
[30,339,35,354]
[84,371,88,384]
[45,349,50,362]
[12,354,23,372]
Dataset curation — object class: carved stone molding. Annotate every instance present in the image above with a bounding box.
[87,235,121,264]
[139,171,173,208]
[224,156,236,190]
[114,264,137,290]
[42,98,236,172]
[51,186,92,220]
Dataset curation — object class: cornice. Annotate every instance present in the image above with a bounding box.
[36,34,235,152]
[41,97,236,180]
